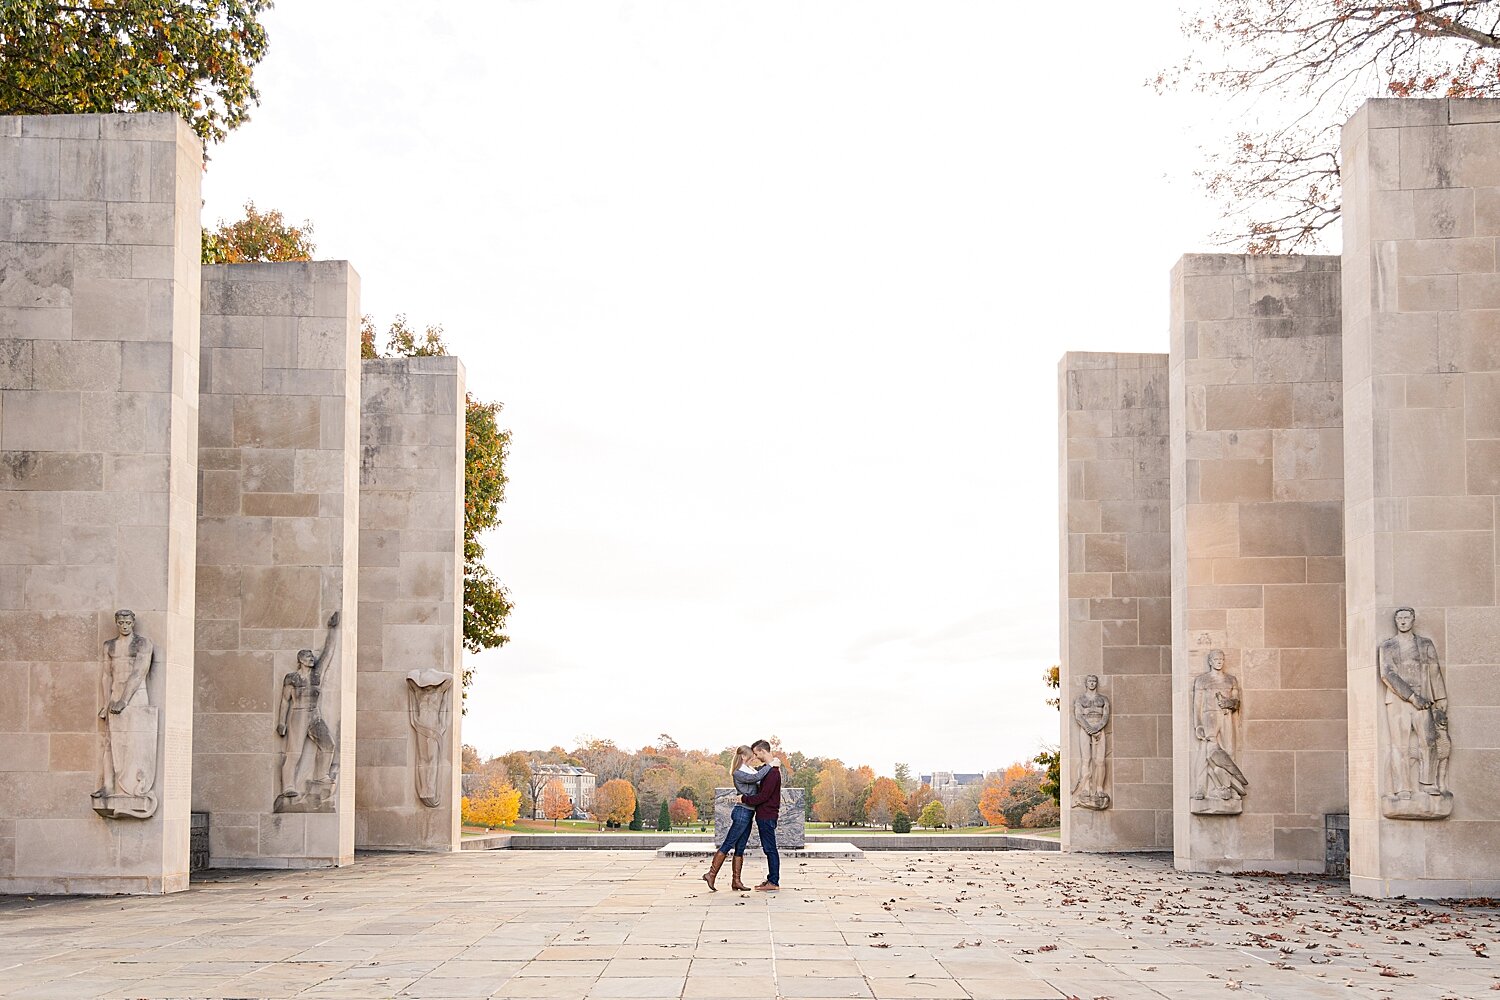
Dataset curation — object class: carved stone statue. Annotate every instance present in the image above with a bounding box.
[1071,674,1111,810]
[275,612,341,813]
[92,610,160,820]
[1190,649,1249,815]
[1379,607,1452,820]
[406,669,454,807]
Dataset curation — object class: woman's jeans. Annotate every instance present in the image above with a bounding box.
[719,804,755,856]
[756,816,780,885]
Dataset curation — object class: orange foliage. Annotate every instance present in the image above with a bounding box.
[590,778,636,829]
[977,779,1008,828]
[539,778,572,824]
[668,797,698,826]
[864,777,906,828]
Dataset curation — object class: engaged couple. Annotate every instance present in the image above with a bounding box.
[701,739,781,892]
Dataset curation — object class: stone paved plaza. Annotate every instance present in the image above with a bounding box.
[2,851,1497,999]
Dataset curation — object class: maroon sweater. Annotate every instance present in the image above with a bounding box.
[741,764,782,820]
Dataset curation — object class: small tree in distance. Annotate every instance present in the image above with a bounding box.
[591,779,636,830]
[657,800,672,832]
[629,797,644,831]
[978,779,1007,828]
[864,777,905,831]
[669,797,697,827]
[892,811,912,834]
[539,779,571,827]
[917,800,946,830]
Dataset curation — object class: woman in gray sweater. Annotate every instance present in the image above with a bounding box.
[701,746,778,891]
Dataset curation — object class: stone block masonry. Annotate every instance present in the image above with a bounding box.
[0,113,202,894]
[1342,99,1500,898]
[1057,352,1173,852]
[193,261,360,869]
[1168,254,1348,874]
[355,356,465,852]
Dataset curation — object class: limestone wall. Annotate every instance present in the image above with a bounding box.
[193,261,360,868]
[1057,352,1173,852]
[1342,98,1500,897]
[1168,254,1348,873]
[355,356,464,852]
[0,113,202,893]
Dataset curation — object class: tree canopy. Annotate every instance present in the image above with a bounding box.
[1158,0,1500,252]
[202,201,314,264]
[0,0,272,144]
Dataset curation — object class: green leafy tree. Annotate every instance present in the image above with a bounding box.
[917,800,946,830]
[656,800,671,832]
[891,810,912,834]
[629,797,643,831]
[1035,746,1060,805]
[0,0,272,145]
[201,202,314,264]
[362,315,515,686]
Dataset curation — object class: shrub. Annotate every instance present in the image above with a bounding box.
[1020,800,1061,829]
[892,811,912,833]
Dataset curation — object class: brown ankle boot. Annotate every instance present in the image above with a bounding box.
[730,855,748,891]
[701,851,727,891]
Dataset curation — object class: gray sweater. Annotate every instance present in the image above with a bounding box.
[732,763,776,797]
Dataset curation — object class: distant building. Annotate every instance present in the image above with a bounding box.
[919,771,985,809]
[532,763,596,819]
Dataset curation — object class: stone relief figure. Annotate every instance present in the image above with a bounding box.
[1190,649,1249,815]
[92,610,161,820]
[407,669,454,807]
[1379,607,1452,821]
[1070,674,1111,810]
[275,612,341,813]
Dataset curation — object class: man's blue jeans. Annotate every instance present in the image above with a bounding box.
[719,804,755,856]
[756,816,780,885]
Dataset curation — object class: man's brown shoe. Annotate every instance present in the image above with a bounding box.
[754,881,779,891]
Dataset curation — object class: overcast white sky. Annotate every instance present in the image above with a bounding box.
[201,1,1240,776]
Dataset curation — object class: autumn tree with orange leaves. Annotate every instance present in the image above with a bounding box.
[864,777,907,830]
[539,779,572,826]
[668,797,698,827]
[590,779,636,830]
[1157,1,1500,252]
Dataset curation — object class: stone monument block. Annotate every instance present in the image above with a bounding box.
[192,261,360,868]
[712,787,806,851]
[1169,254,1348,874]
[1058,352,1172,852]
[1342,99,1500,898]
[355,356,464,852]
[0,113,201,894]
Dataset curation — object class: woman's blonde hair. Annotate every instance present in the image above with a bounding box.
[735,745,754,764]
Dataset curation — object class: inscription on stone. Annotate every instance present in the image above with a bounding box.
[1190,649,1249,815]
[92,610,161,820]
[1071,674,1111,811]
[275,612,341,813]
[1379,607,1452,821]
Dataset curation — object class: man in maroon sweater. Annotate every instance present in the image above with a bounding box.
[739,739,781,890]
